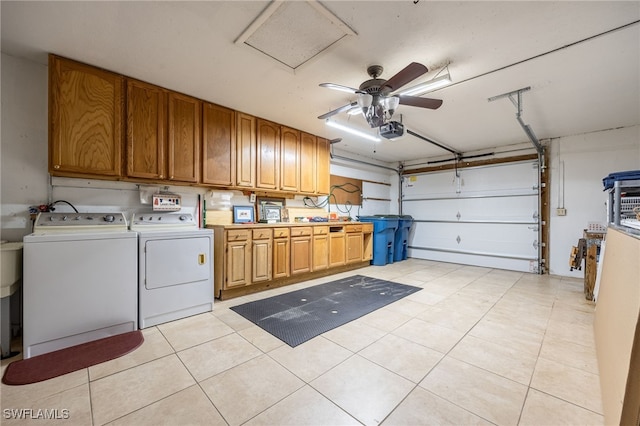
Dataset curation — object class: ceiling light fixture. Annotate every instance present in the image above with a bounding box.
[399,72,452,97]
[356,92,400,128]
[325,119,381,142]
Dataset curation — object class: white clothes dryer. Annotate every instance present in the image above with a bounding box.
[130,213,213,328]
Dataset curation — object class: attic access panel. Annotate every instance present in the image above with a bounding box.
[235,1,356,71]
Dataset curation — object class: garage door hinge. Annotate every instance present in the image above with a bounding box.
[456,235,461,244]
[528,226,539,231]
[456,212,461,220]
[533,240,546,248]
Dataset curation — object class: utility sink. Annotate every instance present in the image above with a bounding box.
[1,242,23,298]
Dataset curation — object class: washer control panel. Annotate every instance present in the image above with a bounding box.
[33,212,128,232]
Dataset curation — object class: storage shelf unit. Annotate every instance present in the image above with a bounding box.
[608,179,640,229]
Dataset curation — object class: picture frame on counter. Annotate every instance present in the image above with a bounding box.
[256,197,285,223]
[233,205,255,223]
[263,205,282,223]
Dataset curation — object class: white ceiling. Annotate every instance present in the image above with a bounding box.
[2,1,639,163]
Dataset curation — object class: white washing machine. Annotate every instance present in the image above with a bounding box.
[22,212,137,358]
[130,213,213,328]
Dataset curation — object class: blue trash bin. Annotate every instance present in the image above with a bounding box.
[358,216,398,266]
[393,215,414,261]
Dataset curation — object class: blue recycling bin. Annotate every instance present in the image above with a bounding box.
[393,215,414,261]
[358,216,398,266]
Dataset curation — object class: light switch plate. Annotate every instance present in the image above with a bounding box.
[557,208,567,216]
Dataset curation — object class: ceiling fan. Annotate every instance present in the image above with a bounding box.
[318,62,443,128]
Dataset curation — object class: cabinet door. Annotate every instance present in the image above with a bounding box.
[316,137,331,195]
[168,92,200,182]
[329,232,346,267]
[226,240,251,289]
[300,132,317,194]
[236,112,256,188]
[313,234,329,271]
[273,237,290,279]
[126,79,166,179]
[280,126,300,192]
[346,233,363,264]
[291,236,312,275]
[202,103,235,186]
[256,119,280,190]
[49,55,124,177]
[252,238,273,283]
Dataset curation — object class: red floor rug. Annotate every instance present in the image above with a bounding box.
[2,331,144,385]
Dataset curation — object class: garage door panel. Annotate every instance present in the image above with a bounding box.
[404,196,538,222]
[407,247,538,272]
[402,160,540,273]
[411,222,537,258]
[457,162,538,193]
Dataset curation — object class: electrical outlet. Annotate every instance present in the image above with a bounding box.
[249,193,256,203]
[557,208,567,216]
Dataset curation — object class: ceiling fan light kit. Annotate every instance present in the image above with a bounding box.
[319,61,445,128]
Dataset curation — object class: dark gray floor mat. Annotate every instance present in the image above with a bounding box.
[230,275,421,347]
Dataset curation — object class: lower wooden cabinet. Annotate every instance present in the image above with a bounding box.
[252,229,272,283]
[329,229,346,267]
[291,227,312,275]
[312,226,329,271]
[363,223,374,261]
[273,228,290,279]
[210,223,371,299]
[346,225,364,264]
[226,230,251,288]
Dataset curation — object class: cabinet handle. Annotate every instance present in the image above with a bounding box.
[54,165,60,169]
[198,253,206,265]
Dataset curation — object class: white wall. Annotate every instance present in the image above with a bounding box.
[547,125,640,277]
[1,53,48,242]
[329,150,399,218]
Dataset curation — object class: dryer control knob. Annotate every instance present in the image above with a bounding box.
[179,215,187,221]
[104,215,115,223]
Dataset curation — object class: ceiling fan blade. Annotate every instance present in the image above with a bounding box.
[319,83,359,94]
[399,95,443,109]
[382,62,428,93]
[317,102,358,119]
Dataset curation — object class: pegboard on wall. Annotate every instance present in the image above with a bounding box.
[330,175,363,205]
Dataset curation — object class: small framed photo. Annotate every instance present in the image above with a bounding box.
[233,205,255,223]
[256,197,286,222]
[263,205,282,223]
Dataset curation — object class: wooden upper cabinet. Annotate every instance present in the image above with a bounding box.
[236,112,256,188]
[316,137,331,195]
[126,79,166,179]
[280,126,300,192]
[256,119,280,190]
[202,103,235,186]
[168,92,201,183]
[299,132,317,194]
[49,55,124,177]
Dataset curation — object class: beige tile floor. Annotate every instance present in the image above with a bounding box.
[1,259,604,425]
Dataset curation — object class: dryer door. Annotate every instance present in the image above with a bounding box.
[144,236,211,289]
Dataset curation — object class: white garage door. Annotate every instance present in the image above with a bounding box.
[402,160,541,273]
